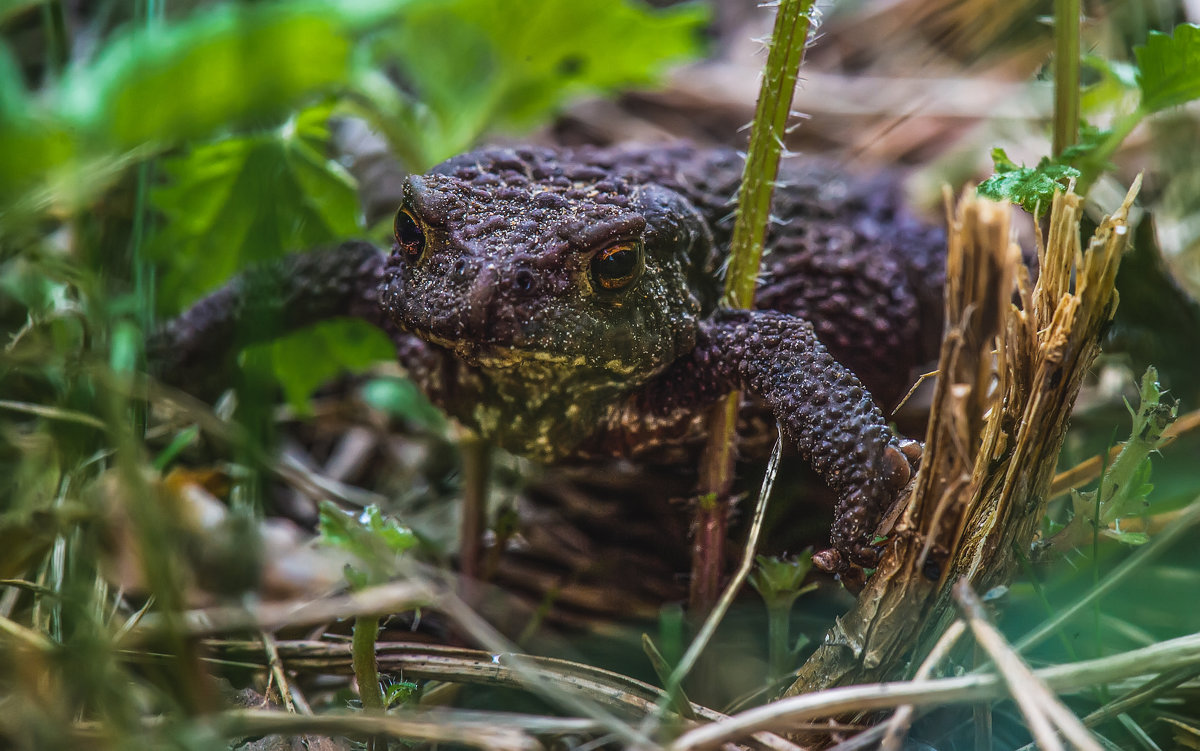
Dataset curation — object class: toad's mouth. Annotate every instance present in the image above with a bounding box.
[409,327,577,370]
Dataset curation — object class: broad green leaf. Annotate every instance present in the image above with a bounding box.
[147,106,392,409]
[262,319,395,414]
[1135,23,1200,114]
[372,0,707,166]
[977,148,1080,216]
[148,105,360,310]
[57,0,412,150]
[0,0,411,205]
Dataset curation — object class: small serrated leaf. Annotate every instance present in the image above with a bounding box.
[990,147,1019,173]
[318,501,417,588]
[1135,23,1200,114]
[384,680,420,708]
[977,156,1080,216]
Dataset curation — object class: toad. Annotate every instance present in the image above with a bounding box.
[154,143,946,569]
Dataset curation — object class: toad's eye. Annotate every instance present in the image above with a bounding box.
[393,207,426,262]
[590,241,643,291]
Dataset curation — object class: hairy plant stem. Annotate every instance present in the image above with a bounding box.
[352,616,384,712]
[1053,0,1081,157]
[692,0,816,616]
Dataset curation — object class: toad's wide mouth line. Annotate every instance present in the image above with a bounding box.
[407,326,578,370]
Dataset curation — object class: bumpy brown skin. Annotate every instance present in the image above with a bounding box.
[153,144,945,570]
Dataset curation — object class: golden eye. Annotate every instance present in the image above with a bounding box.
[393,207,426,262]
[590,241,643,290]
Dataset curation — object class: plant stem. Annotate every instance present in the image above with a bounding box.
[458,436,491,582]
[352,616,384,712]
[692,0,816,615]
[1053,0,1081,157]
[766,602,792,682]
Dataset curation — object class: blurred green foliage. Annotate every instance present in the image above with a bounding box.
[0,3,704,738]
[0,0,410,209]
[149,103,360,312]
[1,0,706,411]
[318,501,418,590]
[980,22,1200,208]
[361,0,707,168]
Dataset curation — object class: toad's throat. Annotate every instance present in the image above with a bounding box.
[407,327,642,460]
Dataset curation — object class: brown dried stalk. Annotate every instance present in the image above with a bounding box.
[787,180,1139,694]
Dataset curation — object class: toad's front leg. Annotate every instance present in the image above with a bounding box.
[639,308,918,570]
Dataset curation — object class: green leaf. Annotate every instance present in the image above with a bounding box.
[1135,23,1200,114]
[149,104,360,311]
[370,0,707,166]
[989,146,1019,172]
[1057,122,1112,165]
[977,149,1080,216]
[260,319,395,414]
[748,552,815,609]
[149,104,395,410]
[0,0,411,207]
[1081,55,1138,113]
[360,377,446,429]
[384,680,420,708]
[153,426,201,471]
[57,0,412,150]
[0,43,25,116]
[1104,529,1150,546]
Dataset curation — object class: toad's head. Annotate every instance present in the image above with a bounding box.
[380,146,717,458]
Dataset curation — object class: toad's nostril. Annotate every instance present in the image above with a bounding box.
[513,267,536,293]
[452,259,468,279]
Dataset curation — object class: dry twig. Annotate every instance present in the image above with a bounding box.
[785,181,1139,703]
[121,581,432,642]
[954,579,1101,751]
[879,619,966,751]
[667,630,1200,750]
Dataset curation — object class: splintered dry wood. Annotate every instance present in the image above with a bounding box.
[786,182,1140,695]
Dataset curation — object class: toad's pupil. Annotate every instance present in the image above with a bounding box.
[593,247,638,287]
[394,208,425,259]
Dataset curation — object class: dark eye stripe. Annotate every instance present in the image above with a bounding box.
[394,207,426,261]
[590,241,642,290]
